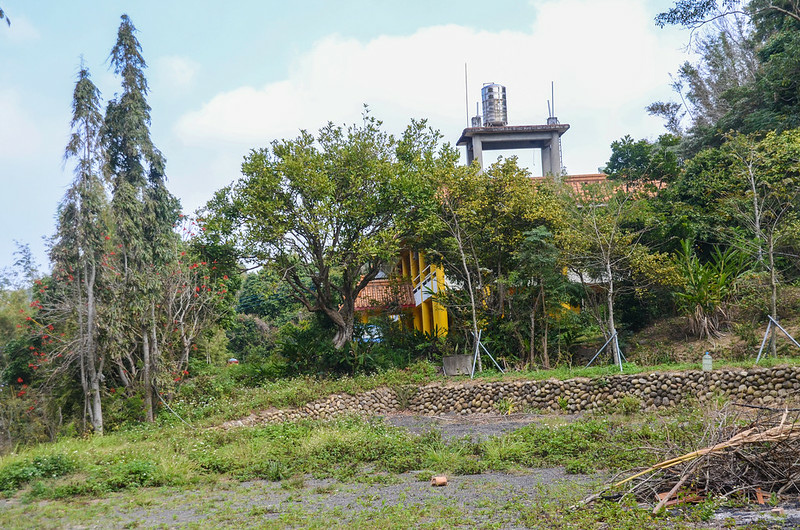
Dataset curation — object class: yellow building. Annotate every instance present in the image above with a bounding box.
[354,249,448,336]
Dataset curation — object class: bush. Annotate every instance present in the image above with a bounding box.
[225,314,276,363]
[0,454,76,494]
[103,459,165,490]
[619,395,642,416]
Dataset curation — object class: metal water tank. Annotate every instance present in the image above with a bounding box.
[481,83,507,126]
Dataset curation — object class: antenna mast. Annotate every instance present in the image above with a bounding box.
[464,63,469,127]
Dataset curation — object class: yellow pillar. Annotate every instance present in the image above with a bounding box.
[413,306,423,331]
[431,265,448,335]
[421,299,432,335]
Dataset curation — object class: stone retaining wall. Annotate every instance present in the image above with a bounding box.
[227,366,800,427]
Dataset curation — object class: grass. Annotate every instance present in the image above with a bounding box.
[161,355,800,430]
[1,356,797,527]
[0,406,703,500]
[0,472,728,529]
[0,398,771,529]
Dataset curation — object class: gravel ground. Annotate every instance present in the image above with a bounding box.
[3,412,798,528]
[383,411,581,441]
[101,469,594,528]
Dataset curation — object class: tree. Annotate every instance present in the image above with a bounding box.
[723,130,800,354]
[652,1,800,148]
[655,1,800,30]
[419,157,565,367]
[510,226,573,369]
[103,14,179,421]
[602,134,682,184]
[227,113,423,349]
[558,181,674,366]
[49,66,107,434]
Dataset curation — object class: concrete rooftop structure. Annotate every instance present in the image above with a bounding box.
[456,123,570,176]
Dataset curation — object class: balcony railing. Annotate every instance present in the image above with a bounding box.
[412,265,437,306]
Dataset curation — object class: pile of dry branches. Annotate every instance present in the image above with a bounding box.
[581,404,800,512]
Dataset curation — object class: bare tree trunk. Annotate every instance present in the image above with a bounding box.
[142,324,153,422]
[77,264,90,430]
[85,262,103,434]
[606,260,620,367]
[747,159,764,264]
[332,309,355,350]
[540,284,550,369]
[529,304,536,367]
[769,232,778,358]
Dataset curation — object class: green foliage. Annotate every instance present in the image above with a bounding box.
[619,395,642,416]
[214,113,443,350]
[419,157,567,366]
[225,314,275,363]
[602,134,681,183]
[235,269,303,325]
[482,416,675,474]
[673,239,748,338]
[0,454,75,494]
[654,1,800,150]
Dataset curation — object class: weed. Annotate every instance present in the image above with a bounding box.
[391,384,418,410]
[281,475,305,490]
[619,395,642,416]
[0,454,76,494]
[494,397,515,415]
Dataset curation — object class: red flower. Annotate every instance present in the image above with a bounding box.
[182,370,189,375]
[223,275,228,280]
[17,377,23,383]
[17,390,25,397]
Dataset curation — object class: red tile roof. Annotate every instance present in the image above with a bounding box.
[354,279,414,312]
[532,174,666,199]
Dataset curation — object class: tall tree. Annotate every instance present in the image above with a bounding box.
[103,14,179,421]
[419,158,565,367]
[602,134,682,184]
[50,66,107,434]
[225,113,421,349]
[723,129,800,354]
[653,0,800,147]
[558,182,674,367]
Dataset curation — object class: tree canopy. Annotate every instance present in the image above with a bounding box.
[214,114,443,349]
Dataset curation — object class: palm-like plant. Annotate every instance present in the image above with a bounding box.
[673,240,747,339]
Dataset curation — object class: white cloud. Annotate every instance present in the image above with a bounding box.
[153,55,199,93]
[174,0,689,175]
[0,89,42,159]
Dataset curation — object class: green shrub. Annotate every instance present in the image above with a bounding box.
[619,395,642,416]
[103,459,164,490]
[0,454,76,494]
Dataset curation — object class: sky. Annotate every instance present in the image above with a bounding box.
[0,0,693,275]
